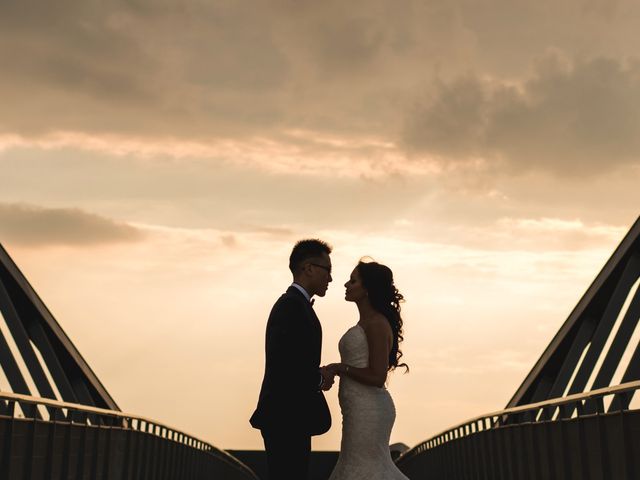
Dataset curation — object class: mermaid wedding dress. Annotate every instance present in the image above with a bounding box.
[328,324,409,480]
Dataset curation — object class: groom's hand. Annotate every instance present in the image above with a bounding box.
[320,366,335,391]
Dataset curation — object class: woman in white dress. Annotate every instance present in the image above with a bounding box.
[324,259,409,480]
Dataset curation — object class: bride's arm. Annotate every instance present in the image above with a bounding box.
[328,322,390,388]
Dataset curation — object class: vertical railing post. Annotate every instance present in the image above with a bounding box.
[149,424,157,480]
[479,418,490,479]
[121,417,133,480]
[445,432,454,479]
[160,427,169,480]
[486,417,501,480]
[576,400,592,480]
[461,425,471,480]
[528,408,540,480]
[103,414,113,480]
[1,401,16,479]
[618,391,633,480]
[45,407,57,479]
[60,405,72,480]
[189,437,196,480]
[178,433,186,477]
[144,421,152,480]
[543,412,556,480]
[497,419,511,480]
[76,411,88,480]
[90,413,101,479]
[470,421,481,479]
[169,430,178,479]
[134,419,144,480]
[594,396,611,480]
[24,403,38,480]
[453,430,462,480]
[558,407,572,480]
[515,412,527,480]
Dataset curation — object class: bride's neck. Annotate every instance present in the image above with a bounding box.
[355,299,376,321]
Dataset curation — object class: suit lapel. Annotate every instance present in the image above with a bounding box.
[286,286,322,346]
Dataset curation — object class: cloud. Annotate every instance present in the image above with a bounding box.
[0,0,288,137]
[0,203,144,247]
[0,0,404,138]
[403,52,640,176]
[251,226,295,237]
[492,216,628,251]
[2,0,640,182]
[0,0,556,138]
[0,130,437,179]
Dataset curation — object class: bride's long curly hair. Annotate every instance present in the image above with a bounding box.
[357,259,408,372]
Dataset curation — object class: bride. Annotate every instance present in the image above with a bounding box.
[324,259,409,480]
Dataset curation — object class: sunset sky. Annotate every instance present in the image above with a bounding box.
[1,0,640,451]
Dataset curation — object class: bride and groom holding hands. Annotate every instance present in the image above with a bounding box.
[250,239,409,480]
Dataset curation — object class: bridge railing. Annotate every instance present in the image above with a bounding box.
[396,380,640,480]
[0,391,258,480]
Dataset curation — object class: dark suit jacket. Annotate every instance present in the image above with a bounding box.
[250,286,331,436]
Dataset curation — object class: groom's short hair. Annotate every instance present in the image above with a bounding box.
[289,239,332,274]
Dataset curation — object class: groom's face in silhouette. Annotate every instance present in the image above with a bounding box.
[304,252,333,297]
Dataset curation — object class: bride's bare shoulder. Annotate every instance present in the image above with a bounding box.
[363,314,392,334]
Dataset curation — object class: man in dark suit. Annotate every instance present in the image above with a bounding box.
[250,239,334,479]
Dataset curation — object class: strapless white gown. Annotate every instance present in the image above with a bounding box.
[328,324,409,480]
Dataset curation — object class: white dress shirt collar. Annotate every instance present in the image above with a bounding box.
[291,283,312,303]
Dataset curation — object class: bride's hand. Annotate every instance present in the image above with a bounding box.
[321,364,338,377]
[326,363,348,376]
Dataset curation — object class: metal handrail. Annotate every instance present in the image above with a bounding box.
[0,391,258,479]
[1,390,204,437]
[397,379,640,464]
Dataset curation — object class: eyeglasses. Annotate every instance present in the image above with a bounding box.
[309,263,332,275]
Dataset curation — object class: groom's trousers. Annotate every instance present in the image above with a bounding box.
[261,429,311,480]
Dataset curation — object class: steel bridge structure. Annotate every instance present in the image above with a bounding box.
[0,243,257,479]
[397,215,640,480]
[1,215,639,479]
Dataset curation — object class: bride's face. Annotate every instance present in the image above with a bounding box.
[344,267,367,303]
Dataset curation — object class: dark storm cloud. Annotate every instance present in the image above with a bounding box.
[0,203,144,246]
[2,0,640,177]
[0,0,483,137]
[0,0,154,100]
[0,0,291,136]
[403,53,640,175]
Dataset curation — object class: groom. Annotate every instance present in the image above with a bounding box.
[250,239,334,479]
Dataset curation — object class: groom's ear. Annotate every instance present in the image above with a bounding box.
[292,263,309,282]
[300,262,312,276]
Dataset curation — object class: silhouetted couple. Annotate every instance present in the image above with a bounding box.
[250,239,409,479]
